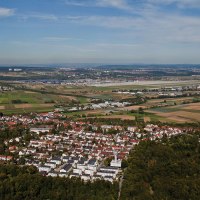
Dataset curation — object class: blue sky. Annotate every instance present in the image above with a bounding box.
[0,0,200,65]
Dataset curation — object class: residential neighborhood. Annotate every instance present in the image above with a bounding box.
[0,111,184,183]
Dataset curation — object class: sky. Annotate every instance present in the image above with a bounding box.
[0,0,200,65]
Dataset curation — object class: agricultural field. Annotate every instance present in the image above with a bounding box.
[64,108,164,123]
[0,90,73,114]
[147,102,200,122]
[1,78,200,122]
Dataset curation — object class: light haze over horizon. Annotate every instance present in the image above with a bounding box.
[0,0,200,65]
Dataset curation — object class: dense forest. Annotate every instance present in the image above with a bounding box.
[120,133,200,200]
[0,165,118,200]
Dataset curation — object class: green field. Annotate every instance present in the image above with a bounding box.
[0,90,73,114]
[3,107,54,115]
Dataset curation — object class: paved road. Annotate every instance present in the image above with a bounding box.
[118,174,124,200]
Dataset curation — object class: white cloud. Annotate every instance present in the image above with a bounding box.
[19,13,58,21]
[43,37,73,41]
[64,15,144,29]
[63,10,200,44]
[96,43,139,47]
[43,36,83,42]
[65,0,88,7]
[65,0,131,10]
[96,0,131,10]
[148,0,200,8]
[0,7,15,17]
[15,0,200,45]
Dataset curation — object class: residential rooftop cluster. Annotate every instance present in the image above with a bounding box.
[0,112,63,126]
[68,101,131,112]
[0,112,184,182]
